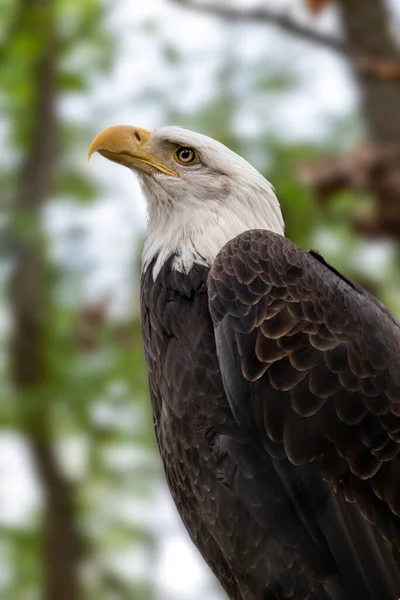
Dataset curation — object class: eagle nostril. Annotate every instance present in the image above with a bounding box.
[134,130,142,143]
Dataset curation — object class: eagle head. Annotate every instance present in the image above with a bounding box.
[89,125,284,277]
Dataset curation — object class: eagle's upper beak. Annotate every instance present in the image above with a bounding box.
[88,125,179,178]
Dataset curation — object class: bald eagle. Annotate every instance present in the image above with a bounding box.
[89,125,400,600]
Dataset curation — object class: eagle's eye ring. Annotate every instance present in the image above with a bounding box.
[175,147,197,165]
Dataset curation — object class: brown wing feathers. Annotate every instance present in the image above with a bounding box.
[209,230,400,543]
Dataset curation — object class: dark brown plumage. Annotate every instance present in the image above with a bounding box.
[141,229,400,600]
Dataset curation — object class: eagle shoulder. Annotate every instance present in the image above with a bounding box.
[208,229,400,544]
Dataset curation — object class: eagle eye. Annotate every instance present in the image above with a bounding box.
[175,147,197,165]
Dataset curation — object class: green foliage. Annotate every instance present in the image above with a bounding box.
[264,140,318,247]
[0,1,157,599]
[0,524,42,600]
[0,0,113,155]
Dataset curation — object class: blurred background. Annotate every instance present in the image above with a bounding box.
[1,0,400,598]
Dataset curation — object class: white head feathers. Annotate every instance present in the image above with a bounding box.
[137,126,284,279]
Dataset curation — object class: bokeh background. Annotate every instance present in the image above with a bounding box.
[1,0,400,598]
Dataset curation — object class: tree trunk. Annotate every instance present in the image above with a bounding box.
[30,438,83,600]
[337,0,400,236]
[9,2,83,599]
[338,0,400,142]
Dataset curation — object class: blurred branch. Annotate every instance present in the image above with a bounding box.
[10,8,58,385]
[299,144,400,197]
[172,0,400,81]
[9,1,84,599]
[172,0,345,54]
[299,143,400,236]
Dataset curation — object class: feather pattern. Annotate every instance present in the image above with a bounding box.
[141,235,400,599]
[206,229,400,598]
[209,231,400,539]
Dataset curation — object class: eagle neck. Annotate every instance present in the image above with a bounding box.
[142,192,284,280]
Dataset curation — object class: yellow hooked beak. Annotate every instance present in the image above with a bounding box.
[88,125,179,178]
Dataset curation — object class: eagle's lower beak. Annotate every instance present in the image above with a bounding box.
[88,125,179,178]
